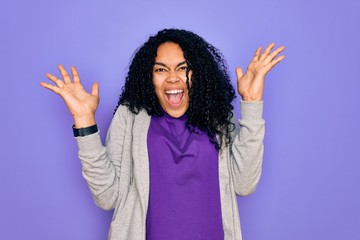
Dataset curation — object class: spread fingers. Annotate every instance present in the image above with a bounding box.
[259,43,275,61]
[71,66,81,83]
[251,47,262,62]
[46,73,64,88]
[58,64,71,83]
[264,46,286,64]
[40,82,61,94]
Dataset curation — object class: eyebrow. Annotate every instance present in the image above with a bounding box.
[154,60,187,68]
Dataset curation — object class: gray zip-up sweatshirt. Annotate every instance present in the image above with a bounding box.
[76,100,264,240]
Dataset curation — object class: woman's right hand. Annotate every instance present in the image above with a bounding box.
[40,65,100,128]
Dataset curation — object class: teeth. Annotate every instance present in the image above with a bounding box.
[166,89,184,94]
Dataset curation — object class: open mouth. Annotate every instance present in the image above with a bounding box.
[165,89,184,107]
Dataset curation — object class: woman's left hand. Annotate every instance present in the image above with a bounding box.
[236,43,285,101]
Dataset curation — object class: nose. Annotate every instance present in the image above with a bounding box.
[166,70,180,83]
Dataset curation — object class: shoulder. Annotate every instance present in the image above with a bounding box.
[113,105,150,123]
[115,104,132,116]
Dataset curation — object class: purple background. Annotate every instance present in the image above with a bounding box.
[1,0,359,239]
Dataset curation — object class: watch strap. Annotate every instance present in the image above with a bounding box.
[72,124,98,137]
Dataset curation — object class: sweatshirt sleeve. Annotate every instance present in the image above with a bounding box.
[75,106,129,210]
[230,100,265,196]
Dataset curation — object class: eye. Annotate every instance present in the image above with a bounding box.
[178,66,188,71]
[154,68,166,72]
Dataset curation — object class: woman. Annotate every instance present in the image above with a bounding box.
[40,29,285,240]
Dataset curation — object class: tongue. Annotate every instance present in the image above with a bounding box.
[168,93,183,105]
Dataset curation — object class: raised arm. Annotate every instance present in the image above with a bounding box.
[230,43,285,196]
[40,65,123,209]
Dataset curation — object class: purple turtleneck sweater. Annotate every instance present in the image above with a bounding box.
[146,112,224,240]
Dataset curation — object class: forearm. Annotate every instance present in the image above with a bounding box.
[230,100,265,196]
[76,132,120,210]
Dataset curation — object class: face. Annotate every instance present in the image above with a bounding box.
[152,42,192,118]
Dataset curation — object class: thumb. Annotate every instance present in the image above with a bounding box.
[235,67,243,79]
[91,82,99,96]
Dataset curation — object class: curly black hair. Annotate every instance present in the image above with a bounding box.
[116,29,236,149]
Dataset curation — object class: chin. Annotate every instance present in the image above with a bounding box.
[163,106,188,118]
[159,99,188,118]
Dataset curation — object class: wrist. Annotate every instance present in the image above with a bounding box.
[72,124,98,137]
[242,98,262,102]
[74,115,96,128]
[241,95,262,102]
